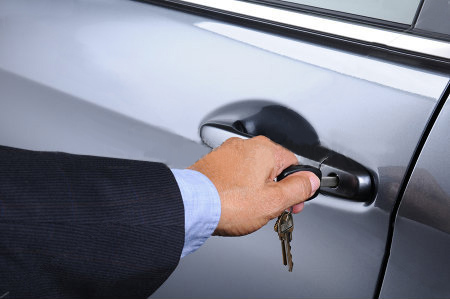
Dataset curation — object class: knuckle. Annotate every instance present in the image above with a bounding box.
[281,147,297,160]
[223,137,242,147]
[253,135,271,143]
[226,137,241,143]
[273,145,297,165]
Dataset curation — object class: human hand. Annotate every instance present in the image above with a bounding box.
[188,136,320,236]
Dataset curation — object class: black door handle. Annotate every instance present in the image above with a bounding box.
[199,100,374,202]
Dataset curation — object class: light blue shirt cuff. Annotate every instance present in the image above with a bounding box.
[171,169,221,258]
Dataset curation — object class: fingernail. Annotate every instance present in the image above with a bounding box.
[309,174,320,197]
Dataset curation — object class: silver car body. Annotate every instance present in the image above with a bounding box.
[0,0,449,297]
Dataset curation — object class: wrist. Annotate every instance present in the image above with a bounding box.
[171,169,221,257]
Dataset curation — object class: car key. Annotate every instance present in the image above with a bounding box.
[274,210,294,271]
[276,165,338,200]
[274,164,335,272]
[274,217,287,266]
[281,211,294,272]
[285,229,294,272]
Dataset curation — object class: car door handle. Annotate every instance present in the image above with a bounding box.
[199,100,374,202]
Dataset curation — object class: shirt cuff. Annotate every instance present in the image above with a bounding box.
[171,169,221,258]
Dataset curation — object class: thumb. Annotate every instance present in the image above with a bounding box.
[276,171,320,209]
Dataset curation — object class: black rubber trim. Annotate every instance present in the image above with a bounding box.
[408,28,450,43]
[373,81,450,299]
[410,0,426,29]
[137,0,450,73]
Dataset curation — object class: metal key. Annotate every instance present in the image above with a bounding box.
[275,210,294,272]
[284,224,294,271]
[274,164,326,272]
[281,211,294,272]
[274,217,287,265]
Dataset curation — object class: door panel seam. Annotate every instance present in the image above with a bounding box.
[373,80,450,298]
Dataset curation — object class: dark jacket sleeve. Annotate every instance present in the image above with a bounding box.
[0,145,185,299]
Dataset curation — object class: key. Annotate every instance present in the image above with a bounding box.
[279,210,294,234]
[274,217,287,265]
[274,164,326,272]
[285,227,294,271]
[275,210,294,271]
[280,211,294,272]
[276,164,339,200]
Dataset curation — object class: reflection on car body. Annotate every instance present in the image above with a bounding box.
[0,0,449,297]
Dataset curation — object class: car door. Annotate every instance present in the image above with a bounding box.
[0,0,449,298]
[380,94,450,298]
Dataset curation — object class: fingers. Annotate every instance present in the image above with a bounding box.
[275,171,320,211]
[249,136,319,215]
[291,202,305,214]
[250,136,298,179]
[272,142,299,177]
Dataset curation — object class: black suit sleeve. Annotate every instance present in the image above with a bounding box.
[0,145,185,299]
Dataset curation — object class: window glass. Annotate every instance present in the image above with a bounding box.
[415,0,450,37]
[280,0,422,24]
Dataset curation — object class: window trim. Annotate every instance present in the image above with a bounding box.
[156,0,450,62]
[245,0,413,29]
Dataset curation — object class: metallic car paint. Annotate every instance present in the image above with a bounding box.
[0,69,209,169]
[161,0,450,61]
[0,0,449,298]
[380,95,450,298]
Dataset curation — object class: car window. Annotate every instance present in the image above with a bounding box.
[415,0,450,38]
[274,0,422,24]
